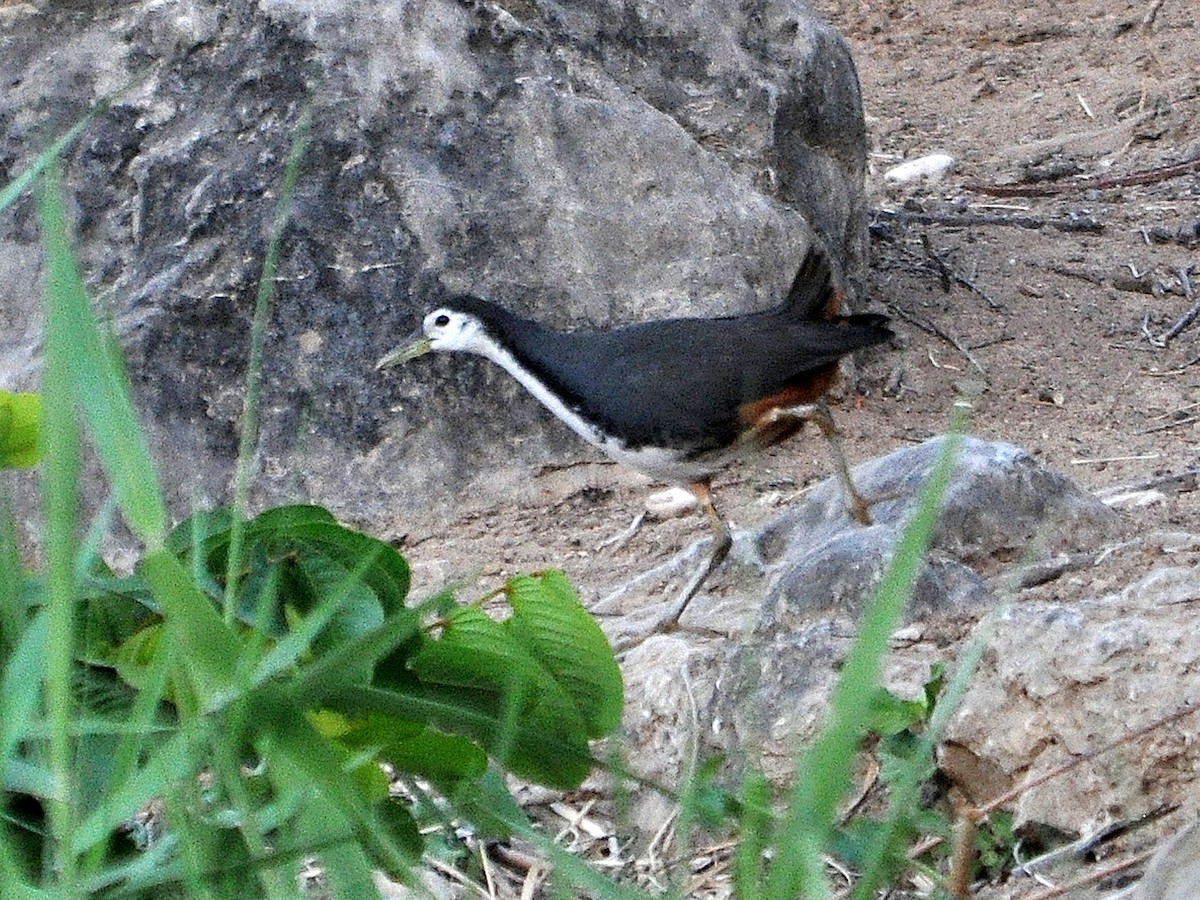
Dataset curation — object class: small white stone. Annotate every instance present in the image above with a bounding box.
[884,153,956,184]
[1102,489,1167,509]
[645,486,698,518]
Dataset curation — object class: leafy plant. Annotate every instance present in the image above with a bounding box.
[0,392,41,470]
[0,108,623,898]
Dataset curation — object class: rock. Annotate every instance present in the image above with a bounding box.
[883,152,956,184]
[944,564,1200,836]
[1135,821,1200,900]
[0,0,868,525]
[644,486,698,519]
[620,437,1127,819]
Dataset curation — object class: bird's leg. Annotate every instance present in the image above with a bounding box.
[807,401,873,526]
[612,481,731,651]
[658,482,732,627]
[755,401,872,525]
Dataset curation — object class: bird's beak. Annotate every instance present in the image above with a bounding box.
[375,328,432,370]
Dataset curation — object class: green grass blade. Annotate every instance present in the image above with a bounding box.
[72,723,211,856]
[224,103,313,624]
[251,686,419,876]
[0,97,117,214]
[138,550,239,707]
[37,168,166,549]
[79,628,172,881]
[251,545,388,687]
[0,609,49,892]
[848,618,991,899]
[0,611,49,783]
[290,601,425,703]
[732,768,772,900]
[850,520,1024,898]
[0,487,22,658]
[38,166,86,898]
[765,418,967,900]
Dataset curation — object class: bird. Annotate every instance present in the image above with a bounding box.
[376,243,892,644]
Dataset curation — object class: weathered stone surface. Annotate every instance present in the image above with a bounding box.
[942,562,1200,836]
[1135,821,1200,900]
[619,438,1140,831]
[0,0,867,523]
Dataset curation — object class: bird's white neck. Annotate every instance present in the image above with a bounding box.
[464,332,609,450]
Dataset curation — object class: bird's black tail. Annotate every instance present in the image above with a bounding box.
[782,242,840,320]
[835,313,894,350]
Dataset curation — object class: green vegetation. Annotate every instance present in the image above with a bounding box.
[1,109,623,898]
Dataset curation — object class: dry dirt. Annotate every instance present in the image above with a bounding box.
[388,0,1199,894]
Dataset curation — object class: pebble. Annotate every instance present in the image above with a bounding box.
[645,486,698,518]
[884,153,956,184]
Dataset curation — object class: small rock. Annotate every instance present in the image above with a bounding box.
[884,153,956,184]
[645,487,698,519]
[1136,821,1200,900]
[1103,488,1167,509]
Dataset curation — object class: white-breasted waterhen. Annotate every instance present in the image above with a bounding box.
[377,243,892,641]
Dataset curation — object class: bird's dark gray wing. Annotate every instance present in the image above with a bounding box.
[535,314,889,449]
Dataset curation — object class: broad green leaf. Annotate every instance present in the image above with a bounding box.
[325,683,594,790]
[295,553,384,651]
[412,604,595,772]
[251,687,422,869]
[0,391,42,469]
[289,603,422,704]
[309,710,423,745]
[165,507,237,555]
[862,687,927,737]
[383,729,487,781]
[447,767,531,841]
[409,606,536,690]
[2,758,55,800]
[507,571,623,737]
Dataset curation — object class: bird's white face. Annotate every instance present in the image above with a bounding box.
[375,306,490,369]
[422,308,487,353]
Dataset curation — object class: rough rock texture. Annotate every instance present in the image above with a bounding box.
[943,562,1200,836]
[0,0,867,522]
[615,438,1186,838]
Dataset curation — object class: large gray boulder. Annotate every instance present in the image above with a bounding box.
[0,0,867,522]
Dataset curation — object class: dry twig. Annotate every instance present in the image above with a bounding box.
[1160,266,1200,344]
[888,304,988,375]
[1018,849,1155,900]
[873,208,1101,233]
[966,154,1200,197]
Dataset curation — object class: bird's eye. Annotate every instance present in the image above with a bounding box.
[434,314,451,327]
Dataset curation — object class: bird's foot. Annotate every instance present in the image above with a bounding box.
[847,490,873,526]
[848,485,909,526]
[603,528,732,653]
[591,540,707,615]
